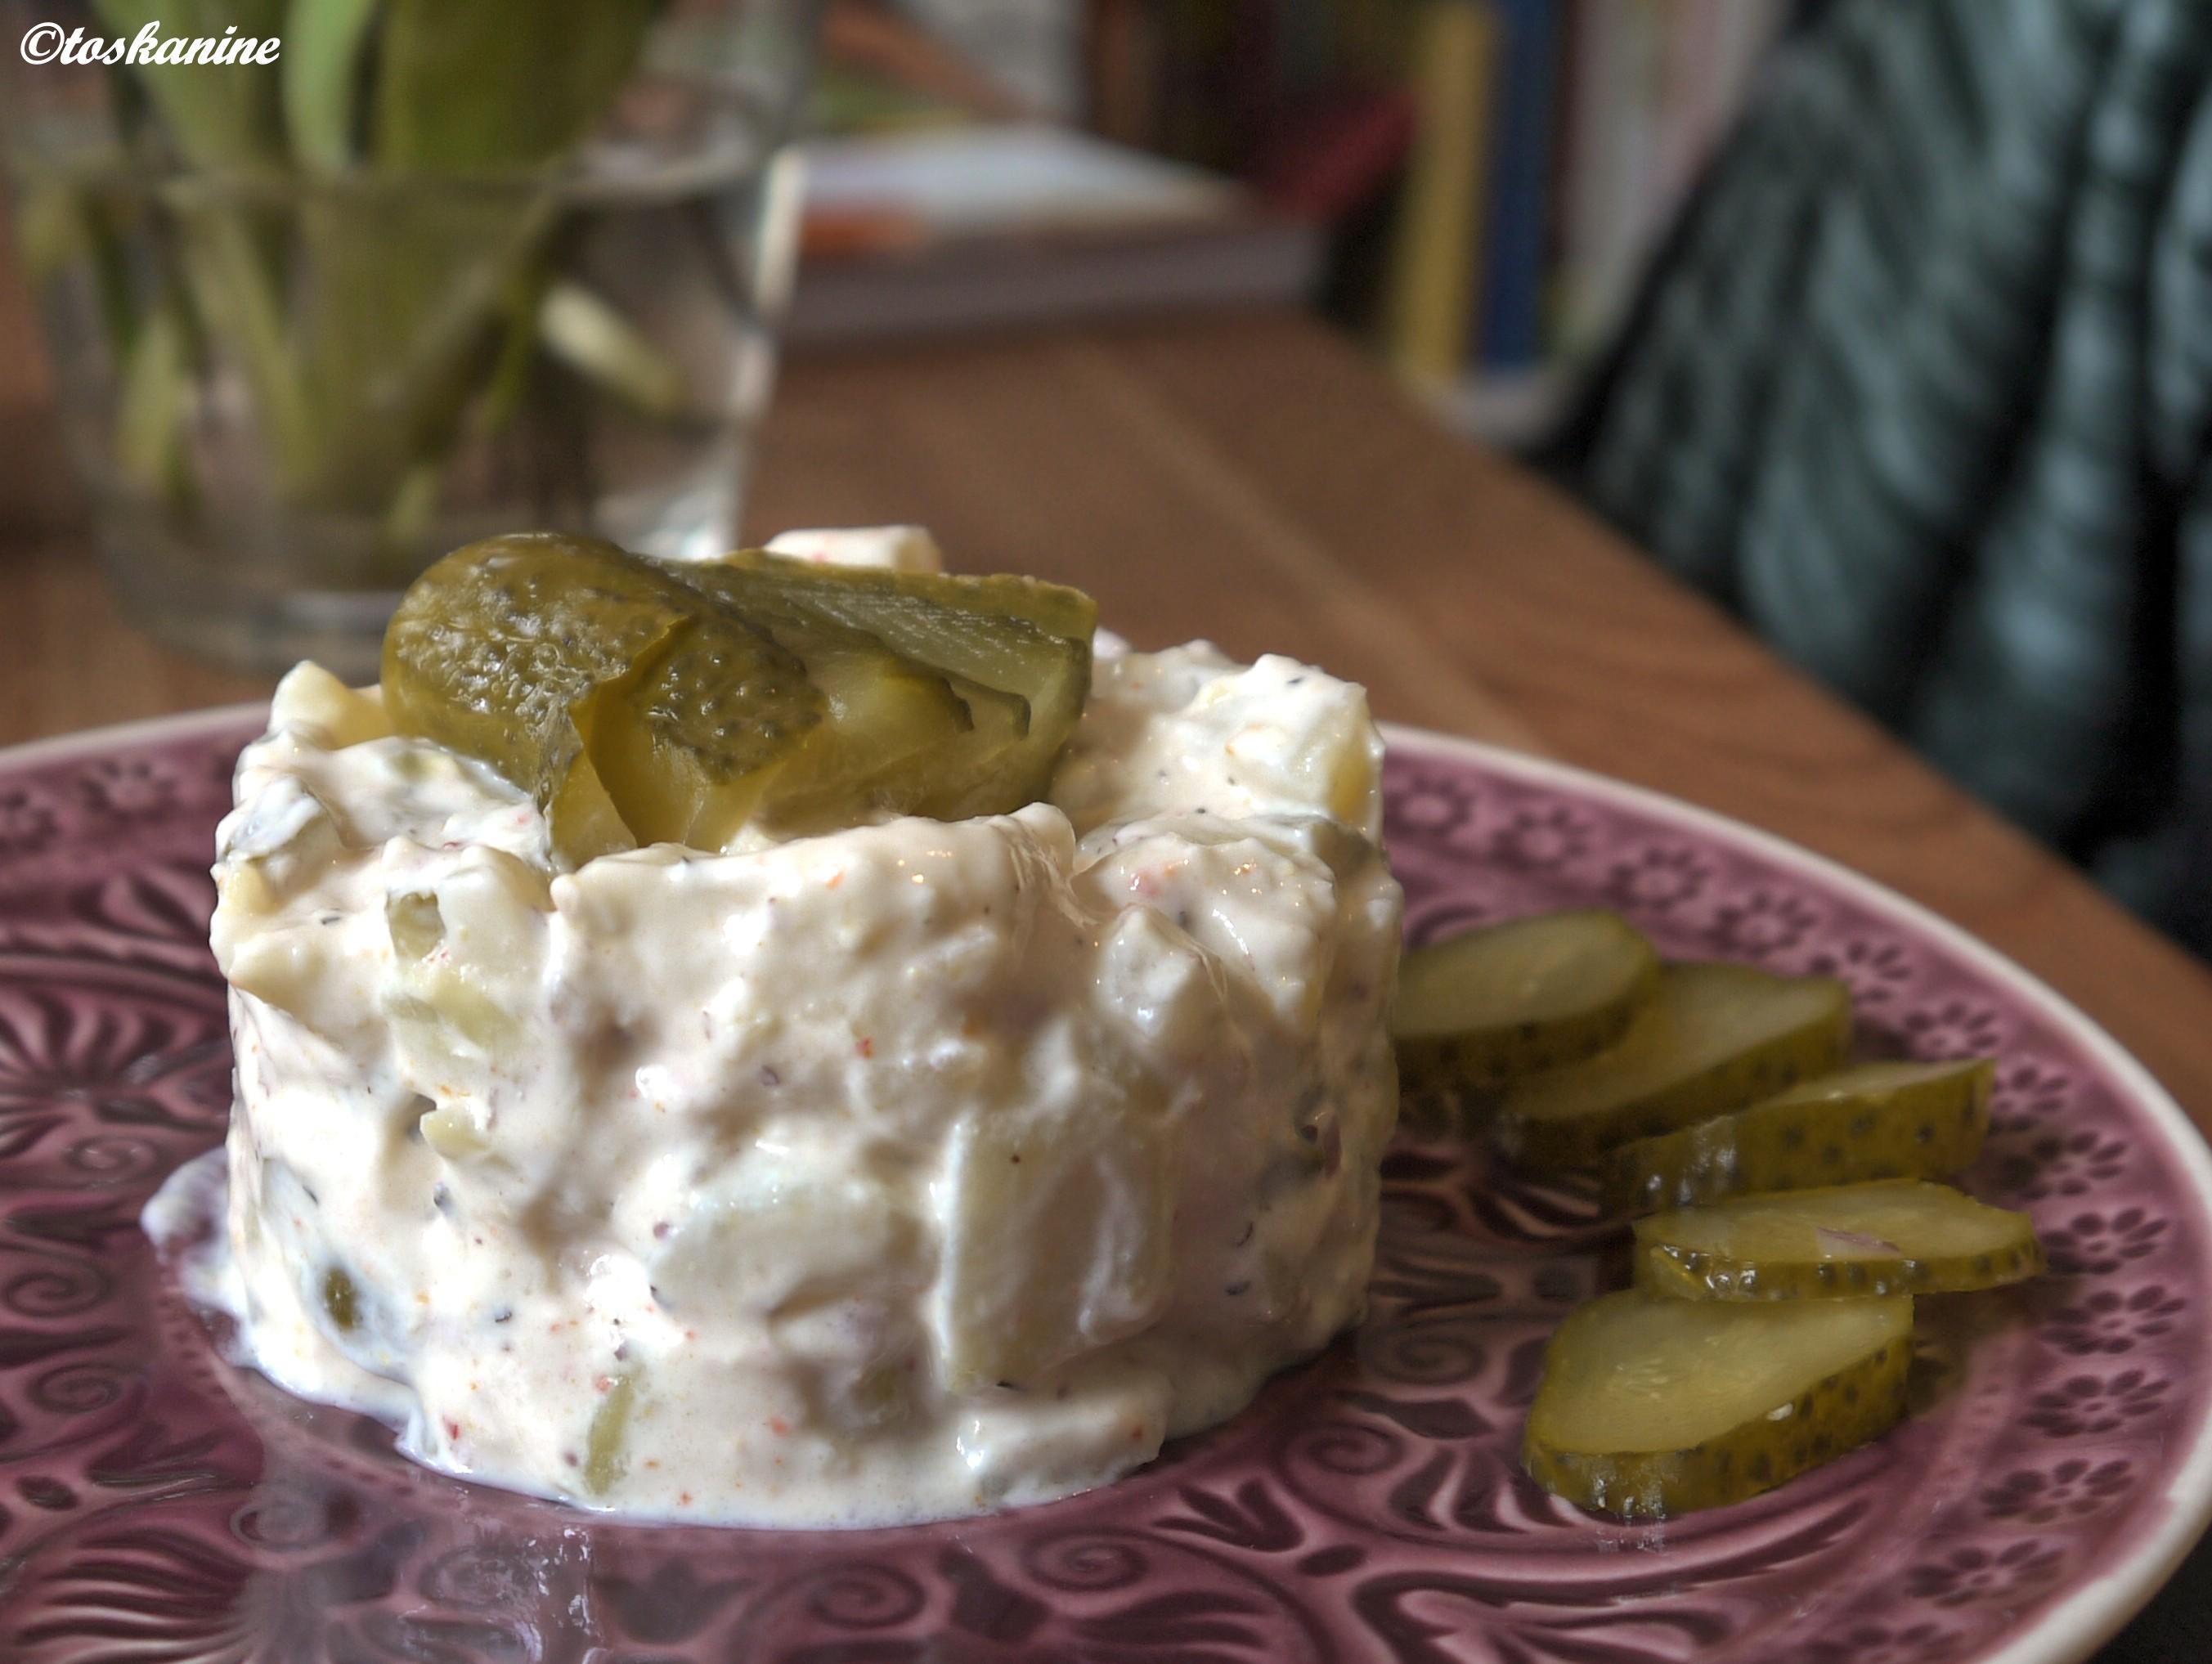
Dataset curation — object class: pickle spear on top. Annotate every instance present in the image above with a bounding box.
[382,534,1099,863]
[700,550,1095,818]
[382,534,824,864]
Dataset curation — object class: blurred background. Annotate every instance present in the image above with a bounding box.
[4,0,2210,978]
[792,0,1779,438]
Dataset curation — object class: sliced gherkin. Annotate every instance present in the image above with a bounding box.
[382,534,823,864]
[669,558,1005,830]
[1393,909,1658,1114]
[717,548,1099,639]
[321,1266,360,1332]
[702,551,1096,815]
[1492,963,1852,1171]
[1523,1289,1912,1519]
[384,536,1098,856]
[582,1373,637,1496]
[1600,1059,1994,1215]
[1633,1180,2043,1301]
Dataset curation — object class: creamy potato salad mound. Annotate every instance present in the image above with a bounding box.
[150,542,1402,1526]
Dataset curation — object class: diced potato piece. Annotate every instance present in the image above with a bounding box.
[651,1172,915,1320]
[938,1105,1173,1392]
[271,662,393,749]
[383,847,552,1120]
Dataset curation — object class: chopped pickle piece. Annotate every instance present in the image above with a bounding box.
[1633,1180,2043,1300]
[1393,910,1658,1112]
[702,551,1096,817]
[583,1373,637,1496]
[381,536,1097,857]
[381,533,823,864]
[848,1361,911,1429]
[667,563,981,830]
[1492,963,1852,1171]
[385,890,445,961]
[1523,1289,1912,1518]
[718,548,1098,639]
[321,1266,360,1333]
[383,889,518,1055]
[1601,1059,1994,1215]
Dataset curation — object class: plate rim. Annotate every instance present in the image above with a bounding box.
[3,704,2207,1664]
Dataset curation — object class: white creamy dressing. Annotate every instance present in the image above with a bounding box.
[148,539,1402,1526]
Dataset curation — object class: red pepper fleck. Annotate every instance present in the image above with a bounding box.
[855,1037,873,1058]
[444,1420,461,1442]
[769,1416,792,1436]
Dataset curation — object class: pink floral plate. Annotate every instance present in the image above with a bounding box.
[0,710,2208,1664]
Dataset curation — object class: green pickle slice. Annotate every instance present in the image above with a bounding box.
[703,551,1096,814]
[1600,1058,1994,1215]
[666,577,978,835]
[383,534,823,863]
[1492,962,1852,1170]
[582,1372,637,1496]
[1633,1179,2043,1300]
[381,536,1098,859]
[1393,909,1658,1110]
[716,547,1097,641]
[1523,1289,1912,1518]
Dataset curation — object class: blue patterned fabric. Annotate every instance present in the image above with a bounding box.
[1543,0,2212,956]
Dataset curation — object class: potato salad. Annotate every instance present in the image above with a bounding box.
[147,531,1402,1525]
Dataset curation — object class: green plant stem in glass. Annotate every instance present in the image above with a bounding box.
[28,0,685,559]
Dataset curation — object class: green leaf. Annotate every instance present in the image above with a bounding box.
[283,0,384,171]
[472,264,554,439]
[538,281,687,419]
[167,191,316,488]
[374,0,661,175]
[92,0,287,168]
[292,183,554,509]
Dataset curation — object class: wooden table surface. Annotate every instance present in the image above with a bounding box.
[3,297,2209,1654]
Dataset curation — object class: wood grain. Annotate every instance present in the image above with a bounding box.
[5,304,2210,1150]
